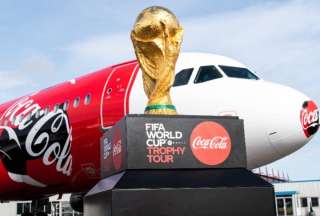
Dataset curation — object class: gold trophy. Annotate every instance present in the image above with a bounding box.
[131,6,183,115]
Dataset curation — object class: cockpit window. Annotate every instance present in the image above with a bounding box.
[173,68,193,87]
[194,65,222,84]
[219,65,259,80]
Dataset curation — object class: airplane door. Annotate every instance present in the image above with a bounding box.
[100,61,139,129]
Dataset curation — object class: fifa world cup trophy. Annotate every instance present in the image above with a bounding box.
[131,6,183,114]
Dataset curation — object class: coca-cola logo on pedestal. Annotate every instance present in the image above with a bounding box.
[190,121,231,166]
[300,101,319,138]
[112,127,122,171]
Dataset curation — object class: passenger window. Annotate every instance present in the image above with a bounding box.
[63,101,69,111]
[12,116,16,125]
[73,97,80,108]
[194,65,222,84]
[84,94,91,105]
[219,65,259,80]
[18,115,23,123]
[26,113,31,121]
[173,68,193,87]
[45,107,50,115]
[35,110,40,118]
[54,104,59,112]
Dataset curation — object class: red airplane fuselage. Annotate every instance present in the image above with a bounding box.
[0,60,139,200]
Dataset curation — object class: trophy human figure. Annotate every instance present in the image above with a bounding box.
[131,6,183,114]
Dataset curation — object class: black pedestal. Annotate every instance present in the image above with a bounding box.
[84,115,276,216]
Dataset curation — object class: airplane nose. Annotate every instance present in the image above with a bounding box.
[267,84,319,159]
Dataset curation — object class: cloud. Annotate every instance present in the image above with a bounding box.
[18,54,57,79]
[0,70,29,102]
[0,53,58,102]
[0,71,27,90]
[64,32,135,74]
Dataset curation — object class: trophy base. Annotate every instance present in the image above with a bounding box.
[144,104,177,115]
[84,169,276,216]
[85,114,276,216]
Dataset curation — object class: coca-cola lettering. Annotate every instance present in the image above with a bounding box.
[112,127,122,171]
[301,110,318,129]
[113,141,122,156]
[300,101,319,138]
[190,121,231,166]
[103,138,112,160]
[0,97,72,187]
[192,136,228,150]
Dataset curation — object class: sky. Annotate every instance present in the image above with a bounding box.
[0,0,319,180]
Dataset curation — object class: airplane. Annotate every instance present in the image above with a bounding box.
[0,52,317,215]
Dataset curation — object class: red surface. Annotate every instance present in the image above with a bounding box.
[0,60,139,200]
[101,61,139,128]
[300,100,319,138]
[189,121,232,166]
